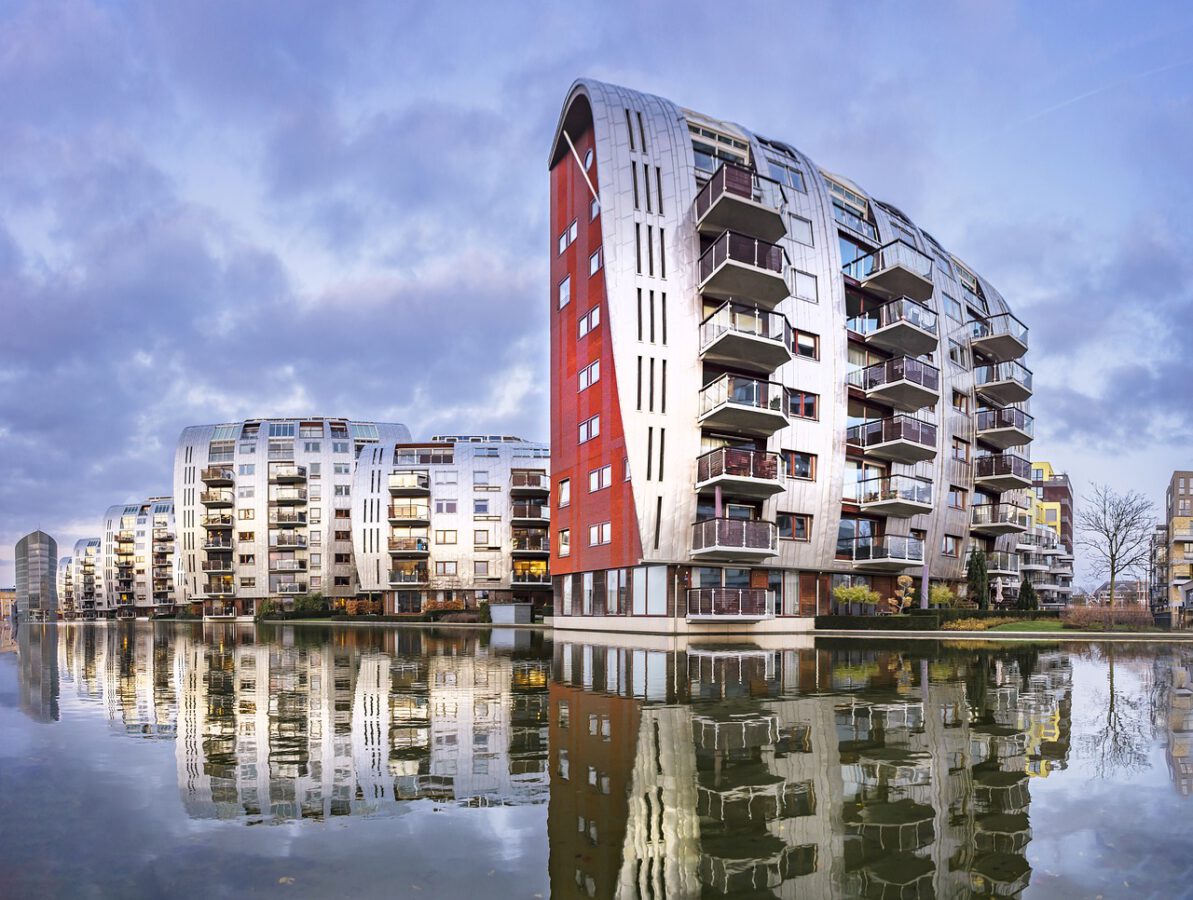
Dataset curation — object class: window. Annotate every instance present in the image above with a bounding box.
[303,441,321,453]
[948,340,967,367]
[952,390,969,413]
[589,248,602,275]
[944,293,963,321]
[558,219,577,254]
[474,560,490,576]
[237,509,255,521]
[333,462,350,475]
[588,523,612,546]
[579,415,600,443]
[794,331,819,360]
[558,275,571,309]
[942,534,961,557]
[590,196,599,220]
[473,499,489,515]
[583,148,593,170]
[473,529,489,545]
[952,438,970,463]
[334,484,350,497]
[789,215,813,246]
[239,577,256,588]
[268,423,295,438]
[578,305,600,337]
[578,360,600,391]
[434,469,457,485]
[238,554,255,565]
[777,513,811,542]
[238,464,255,476]
[435,530,457,544]
[334,552,351,564]
[766,157,806,191]
[473,470,489,486]
[435,499,457,514]
[332,441,349,453]
[237,531,254,542]
[559,529,571,557]
[782,450,816,480]
[788,390,818,419]
[948,486,967,510]
[558,478,571,507]
[589,465,612,492]
[793,270,818,302]
[435,561,458,576]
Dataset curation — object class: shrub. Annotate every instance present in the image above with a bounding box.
[293,592,330,615]
[438,612,481,624]
[1017,579,1039,611]
[833,584,881,609]
[255,599,278,620]
[1061,605,1154,630]
[888,575,917,614]
[941,616,1019,631]
[929,584,959,608]
[967,549,990,611]
[477,601,492,624]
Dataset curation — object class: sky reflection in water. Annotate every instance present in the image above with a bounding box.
[2,623,1192,899]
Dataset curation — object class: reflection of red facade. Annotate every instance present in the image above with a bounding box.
[549,109,641,579]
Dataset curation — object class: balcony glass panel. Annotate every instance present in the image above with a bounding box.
[976,407,1034,437]
[696,447,781,484]
[847,356,940,392]
[699,302,793,353]
[698,231,784,282]
[846,415,937,449]
[699,374,786,416]
[686,588,771,618]
[691,518,778,553]
[847,297,937,338]
[842,239,932,281]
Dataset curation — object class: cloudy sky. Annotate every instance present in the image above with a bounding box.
[2,0,1191,589]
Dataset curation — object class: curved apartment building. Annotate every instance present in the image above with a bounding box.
[57,556,73,618]
[173,418,411,618]
[101,497,177,619]
[70,538,103,620]
[548,80,1035,632]
[352,435,552,614]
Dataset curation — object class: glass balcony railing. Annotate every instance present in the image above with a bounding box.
[699,374,786,417]
[389,568,429,585]
[200,490,235,505]
[201,561,233,573]
[510,471,549,491]
[691,518,778,554]
[269,464,307,481]
[694,162,776,219]
[967,312,1029,348]
[696,447,781,484]
[846,415,937,450]
[852,536,924,564]
[698,231,785,282]
[389,470,431,492]
[388,504,431,520]
[842,239,933,281]
[978,550,1020,574]
[270,560,308,572]
[270,535,308,548]
[511,570,552,585]
[511,534,550,552]
[974,453,1032,481]
[686,588,772,618]
[699,302,793,355]
[971,503,1030,528]
[200,466,235,483]
[846,297,937,339]
[832,200,877,240]
[847,474,933,507]
[389,537,430,553]
[270,488,308,503]
[847,356,940,393]
[269,511,308,526]
[976,407,1034,437]
[975,360,1033,392]
[511,502,550,520]
[200,514,234,528]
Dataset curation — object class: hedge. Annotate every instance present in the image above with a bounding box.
[815,615,941,631]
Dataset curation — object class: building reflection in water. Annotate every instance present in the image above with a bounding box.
[549,639,1074,899]
[25,624,551,823]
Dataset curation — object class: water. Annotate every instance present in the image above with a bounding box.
[2,623,1192,899]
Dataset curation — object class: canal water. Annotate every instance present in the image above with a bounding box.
[2,623,1192,899]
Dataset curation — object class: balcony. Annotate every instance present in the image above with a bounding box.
[203,538,233,551]
[511,570,552,587]
[983,551,1020,577]
[1020,554,1049,572]
[201,561,234,573]
[204,582,235,597]
[971,503,1031,536]
[975,361,1033,405]
[201,466,235,486]
[388,503,431,525]
[270,559,308,573]
[848,356,940,412]
[976,408,1034,451]
[271,535,308,549]
[511,502,550,524]
[389,470,431,496]
[200,514,234,530]
[848,297,938,356]
[699,301,793,374]
[270,464,308,483]
[842,240,934,302]
[389,567,430,587]
[691,518,778,562]
[693,161,786,243]
[686,588,773,622]
[269,511,308,528]
[698,374,788,438]
[277,583,307,595]
[200,490,235,508]
[152,542,173,554]
[846,415,937,463]
[695,447,783,500]
[389,537,431,557]
[697,231,789,308]
[974,453,1032,492]
[271,488,308,505]
[852,536,925,572]
[854,475,933,518]
[968,312,1029,362]
[511,535,550,556]
[509,471,549,497]
[114,530,134,544]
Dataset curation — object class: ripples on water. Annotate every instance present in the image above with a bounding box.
[2,622,1192,898]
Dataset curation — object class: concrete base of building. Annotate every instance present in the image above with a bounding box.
[548,614,816,636]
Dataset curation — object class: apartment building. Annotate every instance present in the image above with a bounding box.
[548,80,1034,632]
[57,556,73,618]
[70,538,103,620]
[1031,461,1074,552]
[101,497,176,619]
[1157,470,1193,621]
[173,417,411,618]
[14,530,58,622]
[351,435,552,614]
[0,587,14,622]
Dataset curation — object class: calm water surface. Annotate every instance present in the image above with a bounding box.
[2,622,1192,899]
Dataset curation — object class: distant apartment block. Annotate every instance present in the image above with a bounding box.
[56,556,73,618]
[1031,461,1074,552]
[69,538,103,619]
[1154,470,1193,620]
[352,435,552,615]
[15,530,58,622]
[548,80,1035,632]
[102,497,176,619]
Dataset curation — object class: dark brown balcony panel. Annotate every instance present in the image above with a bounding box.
[388,537,431,557]
[699,301,793,374]
[975,361,1033,406]
[849,356,940,412]
[686,587,772,621]
[974,453,1032,493]
[691,518,778,562]
[698,231,789,308]
[975,407,1034,451]
[842,240,934,302]
[846,415,937,464]
[694,161,786,243]
[968,312,1029,362]
[848,297,939,356]
[511,502,550,523]
[509,471,549,497]
[695,447,784,500]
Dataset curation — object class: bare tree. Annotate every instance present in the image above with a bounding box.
[1077,483,1154,608]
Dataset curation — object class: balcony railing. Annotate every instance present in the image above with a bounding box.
[852,536,924,565]
[200,490,235,506]
[200,514,234,528]
[270,488,308,503]
[975,360,1033,398]
[967,312,1029,360]
[698,231,785,283]
[114,530,135,543]
[849,356,939,393]
[980,551,1021,574]
[974,453,1032,482]
[271,535,308,548]
[511,535,550,552]
[691,518,778,555]
[699,374,786,418]
[696,447,780,485]
[389,568,430,585]
[693,161,786,242]
[203,539,233,551]
[511,570,552,585]
[686,588,772,619]
[201,466,235,484]
[389,537,431,553]
[389,470,431,493]
[270,560,308,572]
[270,464,308,481]
[842,240,934,301]
[511,502,549,520]
[699,302,793,362]
[847,297,938,346]
[976,407,1034,439]
[201,561,233,573]
[388,504,431,520]
[277,583,307,594]
[972,503,1031,529]
[846,415,937,452]
[849,474,933,508]
[509,471,549,491]
[269,511,308,526]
